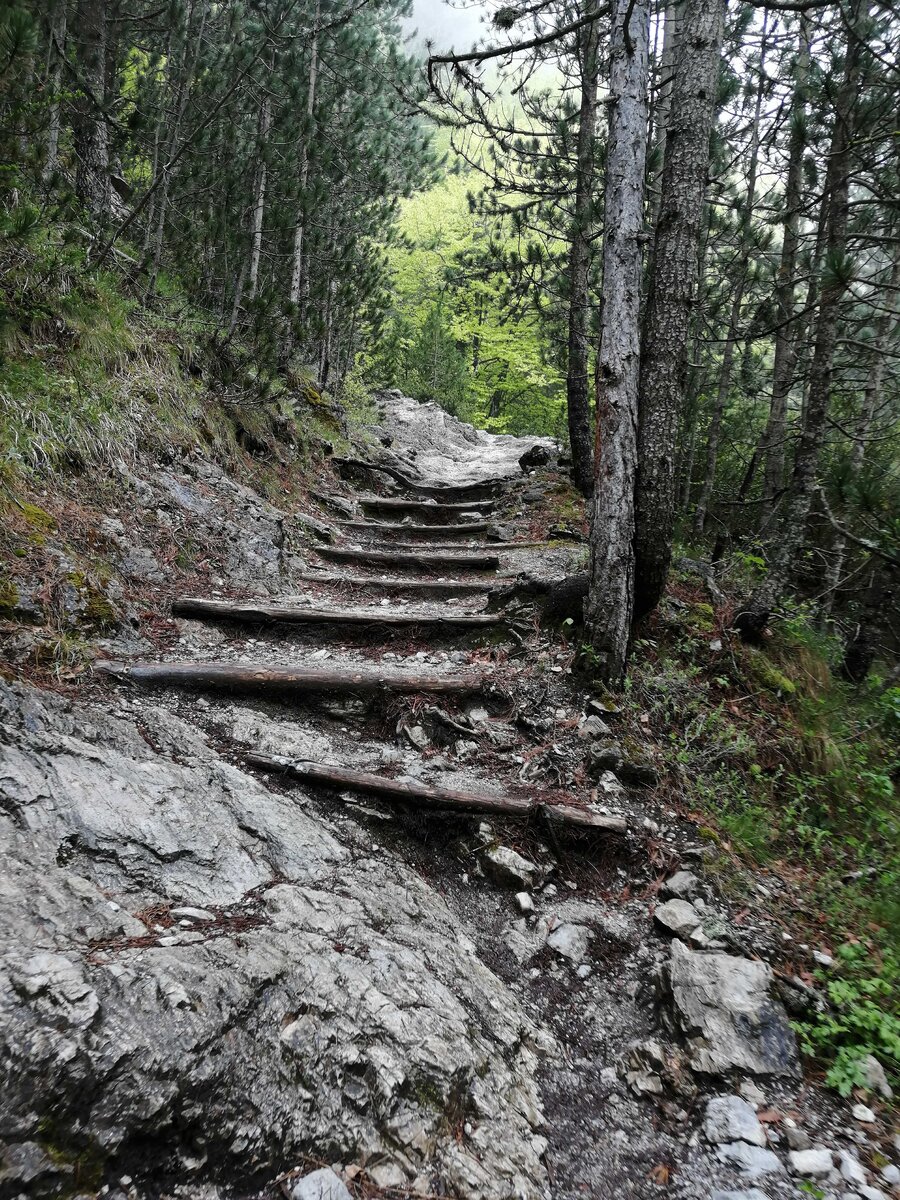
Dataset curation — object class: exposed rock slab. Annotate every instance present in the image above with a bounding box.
[658,941,800,1077]
[0,682,550,1199]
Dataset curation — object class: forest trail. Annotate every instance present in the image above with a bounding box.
[0,393,883,1200]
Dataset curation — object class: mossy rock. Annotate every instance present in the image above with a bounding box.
[744,647,797,696]
[65,572,121,631]
[0,575,20,617]
[19,502,57,546]
[683,601,716,634]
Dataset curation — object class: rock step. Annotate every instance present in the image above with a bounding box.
[360,496,496,520]
[337,519,494,540]
[316,547,500,572]
[334,456,506,501]
[170,597,505,629]
[247,753,629,832]
[289,571,505,596]
[95,660,491,696]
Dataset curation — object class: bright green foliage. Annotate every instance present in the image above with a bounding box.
[364,173,567,437]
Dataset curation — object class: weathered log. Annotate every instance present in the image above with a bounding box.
[289,572,503,595]
[246,753,628,832]
[361,540,549,554]
[170,597,503,629]
[360,496,496,520]
[95,660,489,695]
[333,457,505,501]
[316,547,500,572]
[337,520,493,540]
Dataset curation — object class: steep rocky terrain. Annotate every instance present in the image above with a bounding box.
[1,391,896,1200]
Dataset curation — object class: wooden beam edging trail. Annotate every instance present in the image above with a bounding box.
[95,660,491,695]
[170,597,505,629]
[360,496,496,518]
[316,547,501,571]
[246,753,629,832]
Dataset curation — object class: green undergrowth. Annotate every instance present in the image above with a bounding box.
[583,569,898,1098]
[0,203,337,499]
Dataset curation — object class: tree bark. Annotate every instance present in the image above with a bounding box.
[170,597,504,629]
[566,7,601,498]
[735,15,862,639]
[72,0,110,219]
[42,0,68,184]
[289,0,320,310]
[632,0,725,619]
[247,753,628,831]
[759,17,809,529]
[583,0,651,685]
[95,661,489,695]
[247,87,273,302]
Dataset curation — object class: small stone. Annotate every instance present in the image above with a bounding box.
[784,1121,811,1151]
[859,1188,888,1200]
[404,724,429,750]
[861,1054,893,1100]
[546,922,591,962]
[662,870,699,900]
[290,1168,352,1200]
[515,892,534,915]
[851,1104,876,1123]
[711,1192,771,1200]
[577,715,611,739]
[704,1095,767,1147]
[170,906,216,922]
[717,1142,784,1178]
[788,1148,833,1177]
[880,1164,900,1186]
[838,1151,868,1186]
[813,950,834,967]
[479,844,539,889]
[654,898,701,937]
[739,1080,766,1107]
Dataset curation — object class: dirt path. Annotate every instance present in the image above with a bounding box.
[0,392,886,1200]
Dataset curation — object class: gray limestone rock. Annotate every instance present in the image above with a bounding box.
[546,923,591,963]
[716,1142,784,1178]
[479,845,540,890]
[289,1168,352,1200]
[655,899,702,938]
[0,681,550,1200]
[788,1148,833,1177]
[703,1096,767,1147]
[663,871,700,900]
[658,941,800,1077]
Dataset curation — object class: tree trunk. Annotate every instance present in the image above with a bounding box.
[42,0,68,184]
[583,0,651,686]
[289,0,321,309]
[735,16,861,639]
[759,17,809,529]
[247,88,273,302]
[72,0,110,219]
[632,0,725,620]
[566,6,600,498]
[692,12,769,536]
[648,0,681,225]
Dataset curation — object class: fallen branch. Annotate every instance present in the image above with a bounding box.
[246,753,628,832]
[95,660,490,695]
[170,597,504,629]
[316,547,501,572]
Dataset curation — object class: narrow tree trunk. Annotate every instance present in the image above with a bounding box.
[736,17,861,639]
[648,0,681,226]
[72,0,110,219]
[247,89,272,302]
[289,0,321,308]
[583,0,651,685]
[566,7,600,498]
[633,0,726,619]
[759,17,810,528]
[693,13,769,536]
[42,0,68,184]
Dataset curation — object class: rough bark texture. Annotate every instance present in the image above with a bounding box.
[170,597,503,629]
[566,12,601,498]
[632,0,725,620]
[759,18,809,528]
[73,0,110,218]
[736,19,861,639]
[583,0,651,685]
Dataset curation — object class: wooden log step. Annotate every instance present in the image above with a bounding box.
[170,597,504,629]
[247,753,628,833]
[333,457,505,501]
[316,547,500,572]
[363,539,551,553]
[289,572,507,595]
[337,520,493,540]
[360,496,496,521]
[95,660,490,695]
